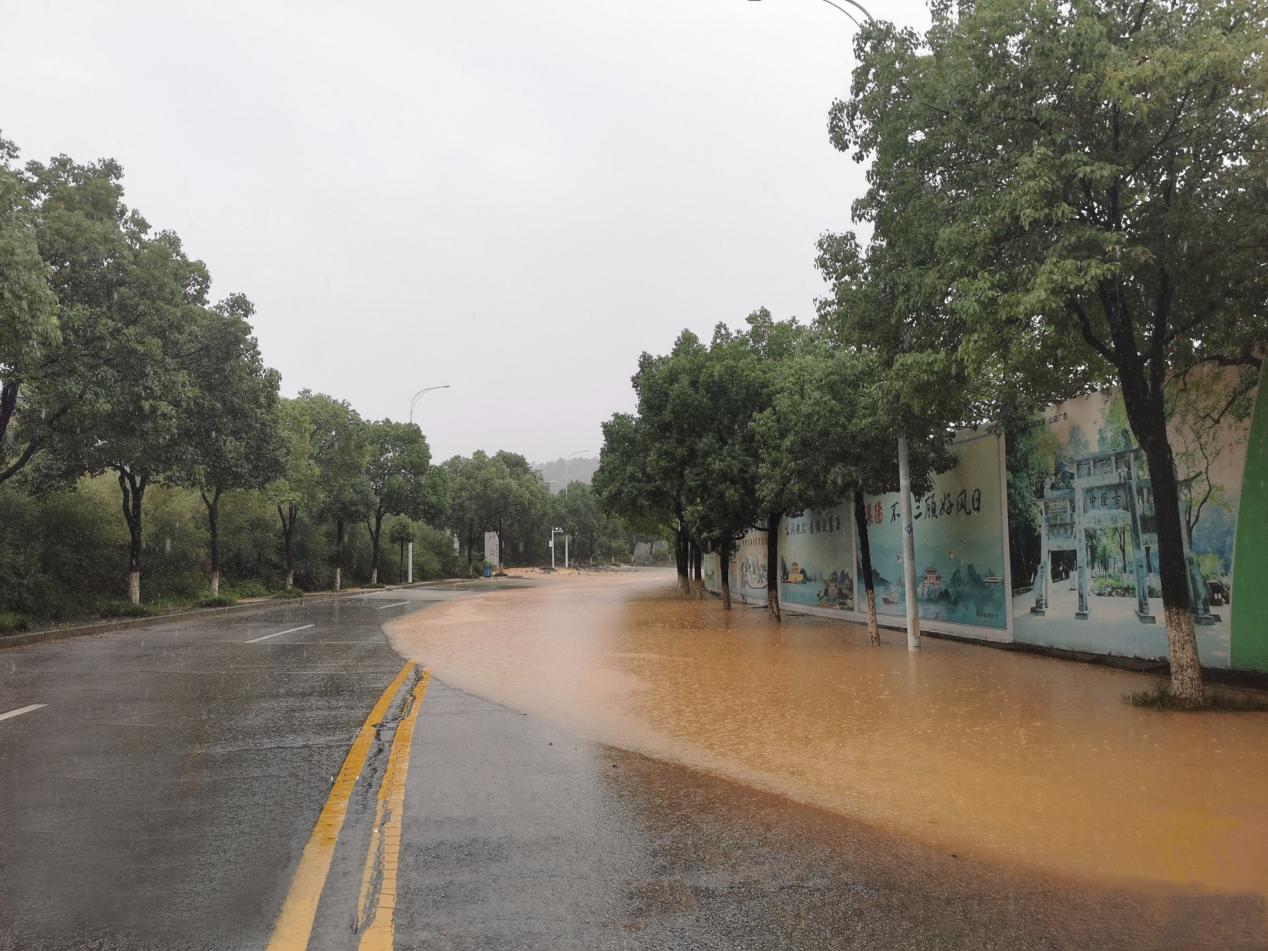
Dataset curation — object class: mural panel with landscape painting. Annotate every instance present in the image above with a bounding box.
[779,505,856,617]
[1006,368,1256,668]
[862,433,1010,640]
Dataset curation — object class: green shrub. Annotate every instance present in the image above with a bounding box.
[224,579,272,599]
[274,588,304,599]
[0,612,31,634]
[195,594,238,608]
[97,601,160,619]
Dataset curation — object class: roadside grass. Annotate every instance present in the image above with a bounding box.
[1125,682,1268,712]
[0,611,31,634]
[195,594,239,608]
[97,601,163,619]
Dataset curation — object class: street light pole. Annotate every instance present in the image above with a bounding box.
[408,384,451,424]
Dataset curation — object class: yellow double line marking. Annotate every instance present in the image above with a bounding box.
[356,669,430,950]
[265,661,429,951]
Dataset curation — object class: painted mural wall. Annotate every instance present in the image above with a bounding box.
[780,505,855,618]
[861,432,1011,642]
[1007,368,1260,669]
[700,367,1267,671]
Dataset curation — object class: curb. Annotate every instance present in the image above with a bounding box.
[0,579,475,652]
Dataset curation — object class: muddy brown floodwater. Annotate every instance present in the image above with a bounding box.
[386,568,1268,902]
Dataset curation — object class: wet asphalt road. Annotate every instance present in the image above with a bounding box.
[0,585,484,951]
[1,581,1264,950]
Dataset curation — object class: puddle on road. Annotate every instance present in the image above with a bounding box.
[385,569,1268,899]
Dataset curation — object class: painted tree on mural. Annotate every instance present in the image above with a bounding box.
[831,0,1268,704]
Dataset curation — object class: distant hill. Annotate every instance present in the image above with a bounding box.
[537,457,600,493]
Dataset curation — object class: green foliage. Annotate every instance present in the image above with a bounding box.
[97,601,160,619]
[827,0,1267,698]
[0,138,60,485]
[0,611,31,634]
[0,135,475,619]
[222,579,274,600]
[443,449,552,567]
[195,594,238,608]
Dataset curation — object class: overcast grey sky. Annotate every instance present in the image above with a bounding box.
[2,0,930,463]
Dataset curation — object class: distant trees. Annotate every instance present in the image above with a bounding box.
[177,296,283,596]
[0,136,469,611]
[364,420,435,585]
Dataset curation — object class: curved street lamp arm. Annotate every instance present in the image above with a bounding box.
[818,0,866,27]
[409,384,452,423]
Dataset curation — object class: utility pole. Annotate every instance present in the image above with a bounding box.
[407,541,413,584]
[550,526,564,569]
[897,437,921,651]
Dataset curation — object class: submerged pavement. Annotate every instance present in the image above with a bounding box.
[1,570,1265,949]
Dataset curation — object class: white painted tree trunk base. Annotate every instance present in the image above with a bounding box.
[285,570,294,591]
[1165,605,1205,706]
[210,571,220,598]
[866,589,880,646]
[127,572,140,606]
[334,568,342,592]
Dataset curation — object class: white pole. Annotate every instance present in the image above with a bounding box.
[898,436,921,651]
[407,542,413,584]
[550,531,556,569]
[565,534,570,568]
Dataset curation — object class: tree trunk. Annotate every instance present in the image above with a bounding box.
[399,538,406,580]
[334,518,344,591]
[719,542,732,610]
[675,526,691,595]
[368,508,385,585]
[1120,375,1204,705]
[692,542,704,598]
[117,467,147,605]
[202,488,222,596]
[766,511,782,623]
[854,488,880,645]
[466,524,475,572]
[277,502,297,590]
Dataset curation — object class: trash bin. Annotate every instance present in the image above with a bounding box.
[483,566,492,578]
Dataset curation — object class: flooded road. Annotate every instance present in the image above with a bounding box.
[386,568,1268,903]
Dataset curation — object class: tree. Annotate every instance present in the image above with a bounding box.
[685,324,772,610]
[28,156,209,604]
[175,295,282,596]
[364,420,432,585]
[737,309,808,621]
[761,344,951,642]
[0,139,59,485]
[308,396,372,591]
[595,332,711,594]
[269,398,314,590]
[388,516,415,581]
[831,0,1267,704]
